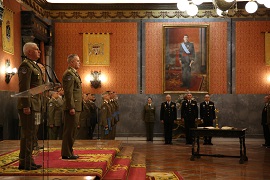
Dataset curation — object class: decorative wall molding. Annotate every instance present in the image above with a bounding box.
[19,0,270,20]
[44,9,270,20]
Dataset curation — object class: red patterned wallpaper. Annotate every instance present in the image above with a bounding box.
[236,21,270,94]
[0,0,21,92]
[145,22,228,94]
[54,22,138,94]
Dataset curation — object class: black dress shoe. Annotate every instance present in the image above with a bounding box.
[18,165,38,170]
[62,155,78,160]
[73,154,79,158]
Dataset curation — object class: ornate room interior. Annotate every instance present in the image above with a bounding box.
[0,0,270,179]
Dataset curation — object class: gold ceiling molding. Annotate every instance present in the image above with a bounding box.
[44,9,270,19]
[20,0,270,20]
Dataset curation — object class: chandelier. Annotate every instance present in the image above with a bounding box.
[176,0,270,17]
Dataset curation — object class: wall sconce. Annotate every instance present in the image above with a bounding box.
[5,59,17,84]
[90,70,101,89]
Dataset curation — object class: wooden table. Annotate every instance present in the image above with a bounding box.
[190,128,248,164]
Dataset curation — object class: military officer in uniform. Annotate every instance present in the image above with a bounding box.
[112,92,120,139]
[108,91,117,140]
[179,35,195,89]
[160,94,177,145]
[77,93,90,139]
[87,94,98,139]
[143,97,156,142]
[181,93,198,145]
[99,92,112,140]
[200,94,216,145]
[48,91,64,140]
[17,42,43,170]
[262,96,270,148]
[61,54,82,160]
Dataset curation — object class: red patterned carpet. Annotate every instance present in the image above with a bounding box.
[0,148,119,177]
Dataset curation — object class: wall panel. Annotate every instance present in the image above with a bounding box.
[236,21,270,94]
[145,21,228,94]
[54,22,138,94]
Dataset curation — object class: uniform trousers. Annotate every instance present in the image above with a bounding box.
[262,124,270,145]
[48,126,61,140]
[163,120,173,144]
[88,118,97,139]
[18,110,37,167]
[202,118,214,143]
[145,122,154,141]
[61,111,80,157]
[184,118,196,144]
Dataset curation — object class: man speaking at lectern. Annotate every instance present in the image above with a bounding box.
[17,42,44,170]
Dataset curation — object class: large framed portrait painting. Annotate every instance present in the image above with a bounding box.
[163,24,209,93]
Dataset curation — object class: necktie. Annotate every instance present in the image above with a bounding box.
[189,100,191,104]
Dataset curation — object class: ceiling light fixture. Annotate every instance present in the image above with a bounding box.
[264,1,270,8]
[186,3,199,16]
[177,0,189,12]
[245,0,258,13]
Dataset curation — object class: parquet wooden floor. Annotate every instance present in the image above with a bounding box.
[0,137,269,180]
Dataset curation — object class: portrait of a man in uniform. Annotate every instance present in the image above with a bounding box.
[163,25,209,93]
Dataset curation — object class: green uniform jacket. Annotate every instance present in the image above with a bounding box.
[62,67,82,111]
[48,97,63,126]
[79,100,90,127]
[112,99,120,123]
[143,104,156,122]
[109,100,116,126]
[99,101,112,127]
[17,58,44,111]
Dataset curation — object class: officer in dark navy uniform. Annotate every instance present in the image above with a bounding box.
[181,93,198,145]
[200,94,216,145]
[160,94,177,145]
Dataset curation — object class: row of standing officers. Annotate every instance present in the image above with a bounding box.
[157,93,216,145]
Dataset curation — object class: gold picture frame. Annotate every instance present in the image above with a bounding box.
[2,7,14,55]
[163,24,209,93]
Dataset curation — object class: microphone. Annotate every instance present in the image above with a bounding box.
[37,62,61,86]
[44,64,61,84]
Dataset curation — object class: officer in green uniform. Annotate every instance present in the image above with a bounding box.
[110,91,120,140]
[17,42,43,170]
[99,92,112,140]
[108,91,116,140]
[48,91,64,140]
[77,93,90,139]
[87,94,98,139]
[143,97,156,141]
[61,54,82,160]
